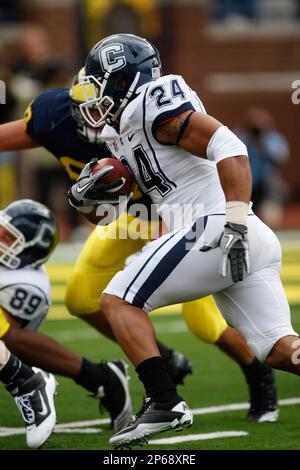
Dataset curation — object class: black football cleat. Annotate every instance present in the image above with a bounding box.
[164,351,193,386]
[95,360,133,431]
[6,367,57,448]
[247,365,279,423]
[109,397,193,449]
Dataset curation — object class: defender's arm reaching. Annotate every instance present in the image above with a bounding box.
[0,119,39,151]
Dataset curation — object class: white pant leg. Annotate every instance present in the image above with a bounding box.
[214,266,298,362]
[104,214,269,309]
[104,213,297,361]
[104,215,235,310]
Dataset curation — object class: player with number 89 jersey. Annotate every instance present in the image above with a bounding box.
[0,199,56,332]
[0,199,135,432]
[0,266,51,332]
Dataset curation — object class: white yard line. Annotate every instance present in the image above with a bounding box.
[54,428,101,434]
[149,431,248,445]
[192,397,300,415]
[0,428,25,437]
[55,419,109,428]
[1,397,299,438]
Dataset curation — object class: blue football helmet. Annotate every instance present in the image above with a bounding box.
[79,33,162,127]
[0,199,58,269]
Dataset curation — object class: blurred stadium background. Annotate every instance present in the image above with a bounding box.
[1,0,300,450]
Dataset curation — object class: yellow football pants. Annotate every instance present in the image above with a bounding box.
[65,213,228,344]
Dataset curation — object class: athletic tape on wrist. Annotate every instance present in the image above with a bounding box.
[225,201,249,226]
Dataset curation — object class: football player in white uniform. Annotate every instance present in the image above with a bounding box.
[69,33,299,448]
[0,340,56,448]
[0,70,280,423]
[0,199,132,432]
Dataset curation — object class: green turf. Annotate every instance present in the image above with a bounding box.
[1,306,300,450]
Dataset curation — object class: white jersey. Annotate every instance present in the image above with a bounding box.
[105,74,233,231]
[0,265,51,331]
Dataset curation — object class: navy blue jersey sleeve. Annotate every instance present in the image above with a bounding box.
[24,89,68,143]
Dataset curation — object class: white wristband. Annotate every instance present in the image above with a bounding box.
[225,201,249,226]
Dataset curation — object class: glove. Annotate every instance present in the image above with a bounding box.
[67,158,126,209]
[200,222,250,282]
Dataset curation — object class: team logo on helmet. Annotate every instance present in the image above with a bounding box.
[80,34,162,127]
[99,43,127,73]
[0,199,58,270]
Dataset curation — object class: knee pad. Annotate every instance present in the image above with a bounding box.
[182,296,228,344]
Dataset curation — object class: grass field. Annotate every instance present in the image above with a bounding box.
[1,308,300,451]
[1,240,300,451]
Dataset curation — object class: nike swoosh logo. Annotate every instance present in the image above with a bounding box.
[38,391,49,417]
[128,133,134,141]
[76,181,93,193]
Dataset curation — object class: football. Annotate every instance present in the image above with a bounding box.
[91,157,133,196]
[85,157,133,225]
